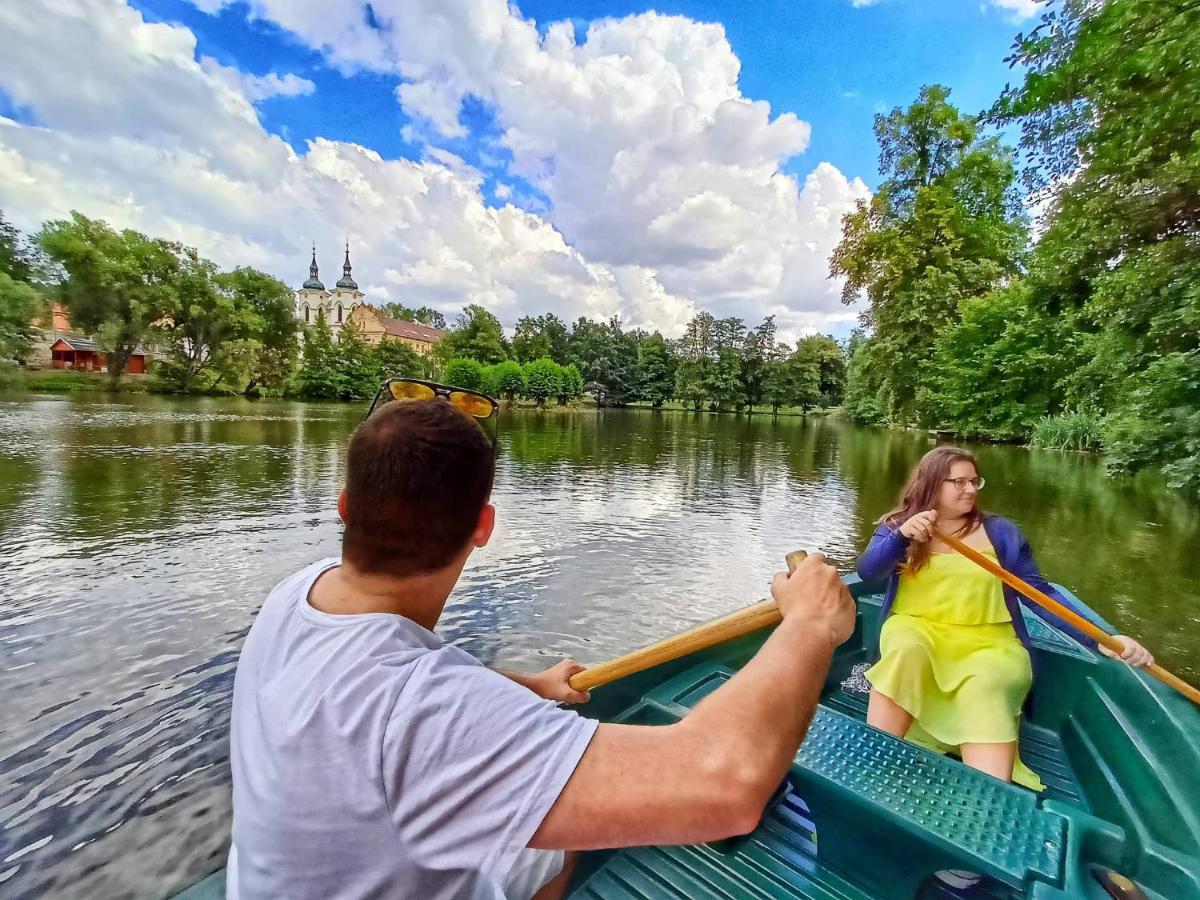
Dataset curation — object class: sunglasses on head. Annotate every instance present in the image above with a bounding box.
[366,378,500,446]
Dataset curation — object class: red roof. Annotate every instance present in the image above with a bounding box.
[378,313,447,342]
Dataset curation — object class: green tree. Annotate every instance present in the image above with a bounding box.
[152,250,243,392]
[634,332,676,407]
[796,334,846,408]
[923,284,1080,439]
[482,359,525,401]
[702,317,744,411]
[38,213,180,386]
[673,312,714,411]
[558,362,584,406]
[373,339,423,382]
[0,272,42,364]
[567,316,638,406]
[512,313,570,364]
[334,322,378,400]
[297,314,343,400]
[439,305,509,364]
[740,316,776,412]
[991,0,1200,494]
[830,85,1027,423]
[788,340,825,412]
[383,303,447,329]
[445,357,486,392]
[216,268,299,397]
[1,212,41,284]
[761,342,796,415]
[522,357,562,407]
[841,331,887,424]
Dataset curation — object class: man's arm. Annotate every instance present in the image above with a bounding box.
[530,555,854,850]
[497,660,590,704]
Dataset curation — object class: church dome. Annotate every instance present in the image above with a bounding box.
[303,245,325,291]
[337,242,358,290]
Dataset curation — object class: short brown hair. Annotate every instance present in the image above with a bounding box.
[342,399,495,577]
[882,445,984,574]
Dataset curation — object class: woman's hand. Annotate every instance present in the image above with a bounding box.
[531,658,592,704]
[1100,636,1154,669]
[898,510,938,543]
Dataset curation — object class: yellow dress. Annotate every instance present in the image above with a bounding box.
[865,549,1045,791]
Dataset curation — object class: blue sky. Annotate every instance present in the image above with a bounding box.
[129,0,1031,193]
[1,0,1042,338]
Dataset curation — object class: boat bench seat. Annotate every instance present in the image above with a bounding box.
[572,663,1116,898]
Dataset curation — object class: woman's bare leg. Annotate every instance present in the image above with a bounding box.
[960,742,1016,782]
[867,690,914,736]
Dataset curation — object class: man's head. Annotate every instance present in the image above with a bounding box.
[340,399,496,578]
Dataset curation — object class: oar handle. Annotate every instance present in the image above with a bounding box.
[934,529,1200,707]
[568,551,808,693]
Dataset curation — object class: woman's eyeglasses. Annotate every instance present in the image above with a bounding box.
[944,476,986,492]
[366,378,499,446]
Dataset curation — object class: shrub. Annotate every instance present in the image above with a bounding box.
[445,358,485,392]
[522,358,562,406]
[1030,411,1104,452]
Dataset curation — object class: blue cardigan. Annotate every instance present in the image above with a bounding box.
[856,515,1101,657]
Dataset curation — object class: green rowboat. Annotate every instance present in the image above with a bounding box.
[176,575,1200,899]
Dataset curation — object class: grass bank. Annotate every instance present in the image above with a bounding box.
[1,367,154,394]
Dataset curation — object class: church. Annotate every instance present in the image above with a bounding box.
[294,243,364,338]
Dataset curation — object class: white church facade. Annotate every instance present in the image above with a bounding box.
[294,244,364,337]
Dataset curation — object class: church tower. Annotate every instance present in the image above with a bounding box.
[295,244,329,328]
[329,241,364,334]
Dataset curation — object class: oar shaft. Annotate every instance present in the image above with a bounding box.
[935,529,1200,707]
[568,551,809,693]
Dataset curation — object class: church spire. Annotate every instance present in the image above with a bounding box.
[336,238,358,290]
[302,242,325,291]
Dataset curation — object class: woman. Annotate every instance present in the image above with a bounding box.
[859,446,1153,790]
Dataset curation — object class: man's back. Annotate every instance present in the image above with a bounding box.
[228,559,597,899]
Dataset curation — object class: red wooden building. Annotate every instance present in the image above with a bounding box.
[50,336,147,374]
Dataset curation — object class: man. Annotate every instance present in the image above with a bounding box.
[228,382,855,899]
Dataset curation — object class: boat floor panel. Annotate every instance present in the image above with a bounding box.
[821,678,1088,809]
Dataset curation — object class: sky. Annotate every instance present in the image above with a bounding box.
[0,0,1041,342]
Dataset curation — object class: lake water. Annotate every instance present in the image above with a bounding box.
[0,394,1196,898]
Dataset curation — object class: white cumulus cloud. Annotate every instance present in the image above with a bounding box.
[0,0,871,341]
[988,0,1042,21]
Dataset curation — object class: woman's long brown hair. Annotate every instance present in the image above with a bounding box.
[881,446,984,573]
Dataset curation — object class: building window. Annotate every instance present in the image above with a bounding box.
[337,304,343,323]
[304,305,310,323]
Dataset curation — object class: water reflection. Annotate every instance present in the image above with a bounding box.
[0,396,1196,899]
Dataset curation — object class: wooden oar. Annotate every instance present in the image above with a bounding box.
[935,529,1200,707]
[568,551,810,693]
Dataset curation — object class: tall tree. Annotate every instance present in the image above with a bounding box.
[567,316,638,406]
[830,85,1027,423]
[634,332,677,407]
[673,312,714,411]
[992,0,1200,493]
[216,268,299,397]
[38,213,182,386]
[0,273,41,364]
[296,314,343,400]
[439,304,509,364]
[740,316,776,413]
[1,212,41,284]
[372,339,423,382]
[512,313,570,364]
